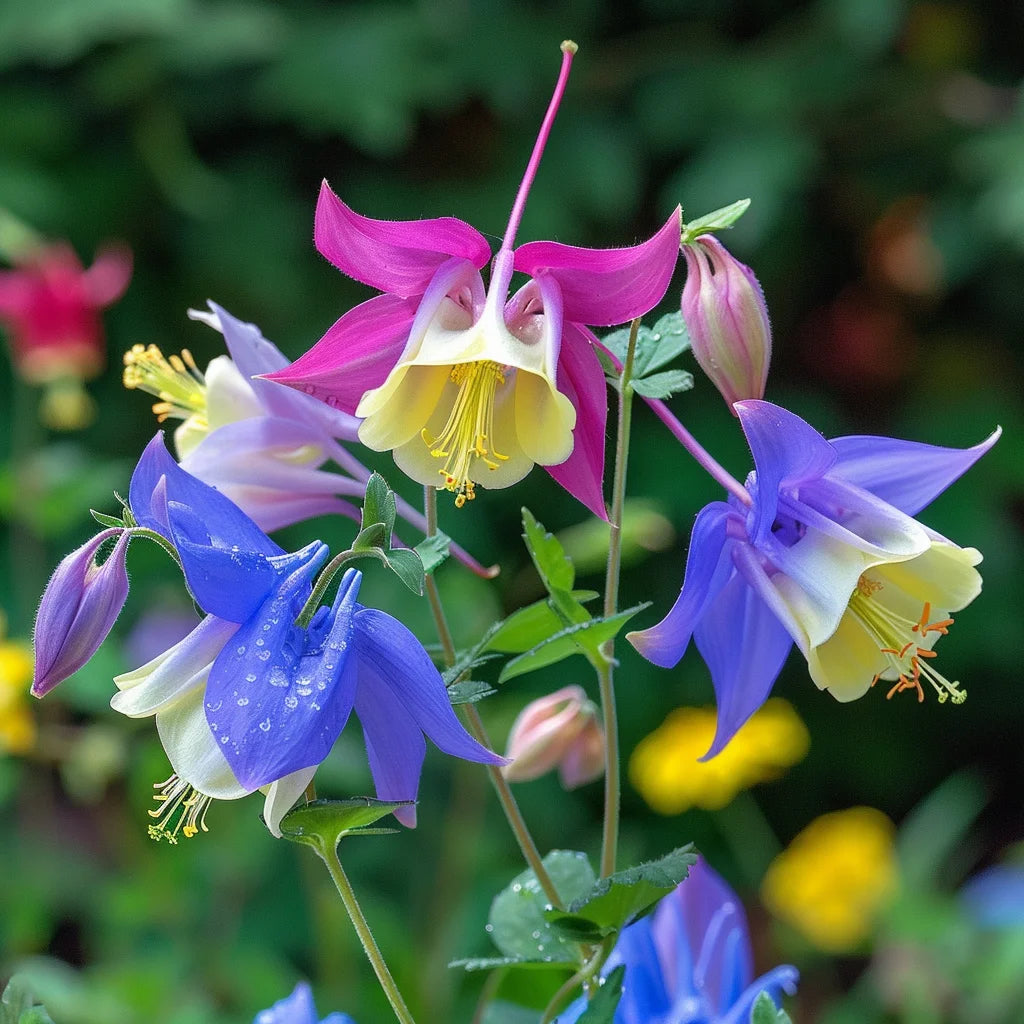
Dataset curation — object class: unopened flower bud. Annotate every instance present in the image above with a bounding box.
[681,235,771,412]
[32,528,131,697]
[503,685,605,789]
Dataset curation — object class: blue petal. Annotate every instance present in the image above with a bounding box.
[734,401,837,546]
[353,666,426,828]
[627,502,737,668]
[206,562,358,790]
[352,608,504,766]
[612,918,671,1020]
[829,428,1000,516]
[694,565,793,758]
[253,982,318,1024]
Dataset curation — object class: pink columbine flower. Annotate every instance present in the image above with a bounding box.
[503,684,605,789]
[681,234,771,412]
[265,43,681,517]
[0,242,132,385]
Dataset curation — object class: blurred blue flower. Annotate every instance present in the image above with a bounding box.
[962,863,1024,929]
[560,858,797,1023]
[254,982,354,1024]
[629,400,998,756]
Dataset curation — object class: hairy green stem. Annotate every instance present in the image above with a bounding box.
[423,486,563,909]
[539,936,613,1024]
[315,840,417,1024]
[597,316,640,879]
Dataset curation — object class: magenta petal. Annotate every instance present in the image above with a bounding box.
[263,293,418,415]
[542,322,609,519]
[315,181,492,298]
[513,207,681,326]
[81,244,133,307]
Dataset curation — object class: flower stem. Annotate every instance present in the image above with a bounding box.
[644,396,752,505]
[596,317,641,879]
[423,487,563,910]
[314,839,417,1024]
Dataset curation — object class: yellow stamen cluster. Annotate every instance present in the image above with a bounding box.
[421,360,509,508]
[148,773,212,843]
[123,345,207,426]
[849,575,965,705]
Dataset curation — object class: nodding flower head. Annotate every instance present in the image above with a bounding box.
[265,42,681,518]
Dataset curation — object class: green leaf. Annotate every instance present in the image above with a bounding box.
[497,604,649,683]
[630,369,694,400]
[546,845,696,938]
[682,197,752,243]
[447,678,497,705]
[360,472,396,540]
[380,547,426,595]
[414,531,451,574]
[482,1002,548,1024]
[488,850,597,965]
[19,1008,57,1024]
[1,979,33,1024]
[750,990,792,1024]
[522,508,575,593]
[635,310,692,376]
[352,522,388,550]
[448,956,568,972]
[484,592,599,655]
[89,509,126,529]
[278,797,413,850]
[576,964,625,1023]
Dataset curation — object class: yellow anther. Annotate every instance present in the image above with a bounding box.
[147,773,212,843]
[422,360,508,507]
[123,344,208,425]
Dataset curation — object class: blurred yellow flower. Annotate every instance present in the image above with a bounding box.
[762,806,897,952]
[0,635,36,755]
[628,698,809,814]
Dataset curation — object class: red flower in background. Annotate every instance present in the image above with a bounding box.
[0,242,132,385]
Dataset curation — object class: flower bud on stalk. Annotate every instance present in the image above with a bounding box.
[503,684,604,789]
[681,234,771,412]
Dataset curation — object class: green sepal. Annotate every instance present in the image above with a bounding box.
[602,310,692,382]
[682,198,751,243]
[576,964,625,1023]
[750,991,792,1024]
[415,531,451,574]
[0,979,54,1024]
[482,850,597,966]
[278,797,413,851]
[447,678,497,705]
[545,845,696,939]
[352,522,388,551]
[497,604,649,683]
[630,369,694,400]
[89,509,128,529]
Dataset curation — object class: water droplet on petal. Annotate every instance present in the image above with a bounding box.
[259,718,272,732]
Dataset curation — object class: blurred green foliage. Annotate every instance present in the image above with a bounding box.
[1,0,1022,1021]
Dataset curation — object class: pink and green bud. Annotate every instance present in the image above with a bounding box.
[32,528,131,697]
[503,685,605,789]
[681,235,771,412]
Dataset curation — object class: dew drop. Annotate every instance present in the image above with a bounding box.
[245,673,257,683]
[259,718,272,732]
[257,649,271,661]
[255,637,265,647]
[237,697,249,706]
[206,700,222,712]
[236,645,246,655]
[220,735,230,744]
[284,695,299,710]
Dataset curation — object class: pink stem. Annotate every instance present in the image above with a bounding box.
[500,41,577,253]
[645,397,753,506]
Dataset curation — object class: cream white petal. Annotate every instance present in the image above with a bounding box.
[261,765,317,838]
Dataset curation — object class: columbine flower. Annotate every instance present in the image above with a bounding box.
[681,234,771,411]
[502,684,604,789]
[762,807,896,952]
[254,981,355,1024]
[629,698,808,815]
[108,435,501,838]
[629,400,999,755]
[0,241,131,428]
[560,858,798,1023]
[265,44,680,516]
[961,862,1024,930]
[123,303,491,575]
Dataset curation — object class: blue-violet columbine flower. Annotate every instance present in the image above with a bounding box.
[629,401,999,756]
[254,982,354,1024]
[560,858,798,1023]
[265,44,680,517]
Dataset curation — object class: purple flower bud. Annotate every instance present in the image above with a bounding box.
[681,235,771,411]
[503,685,605,789]
[32,528,131,696]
